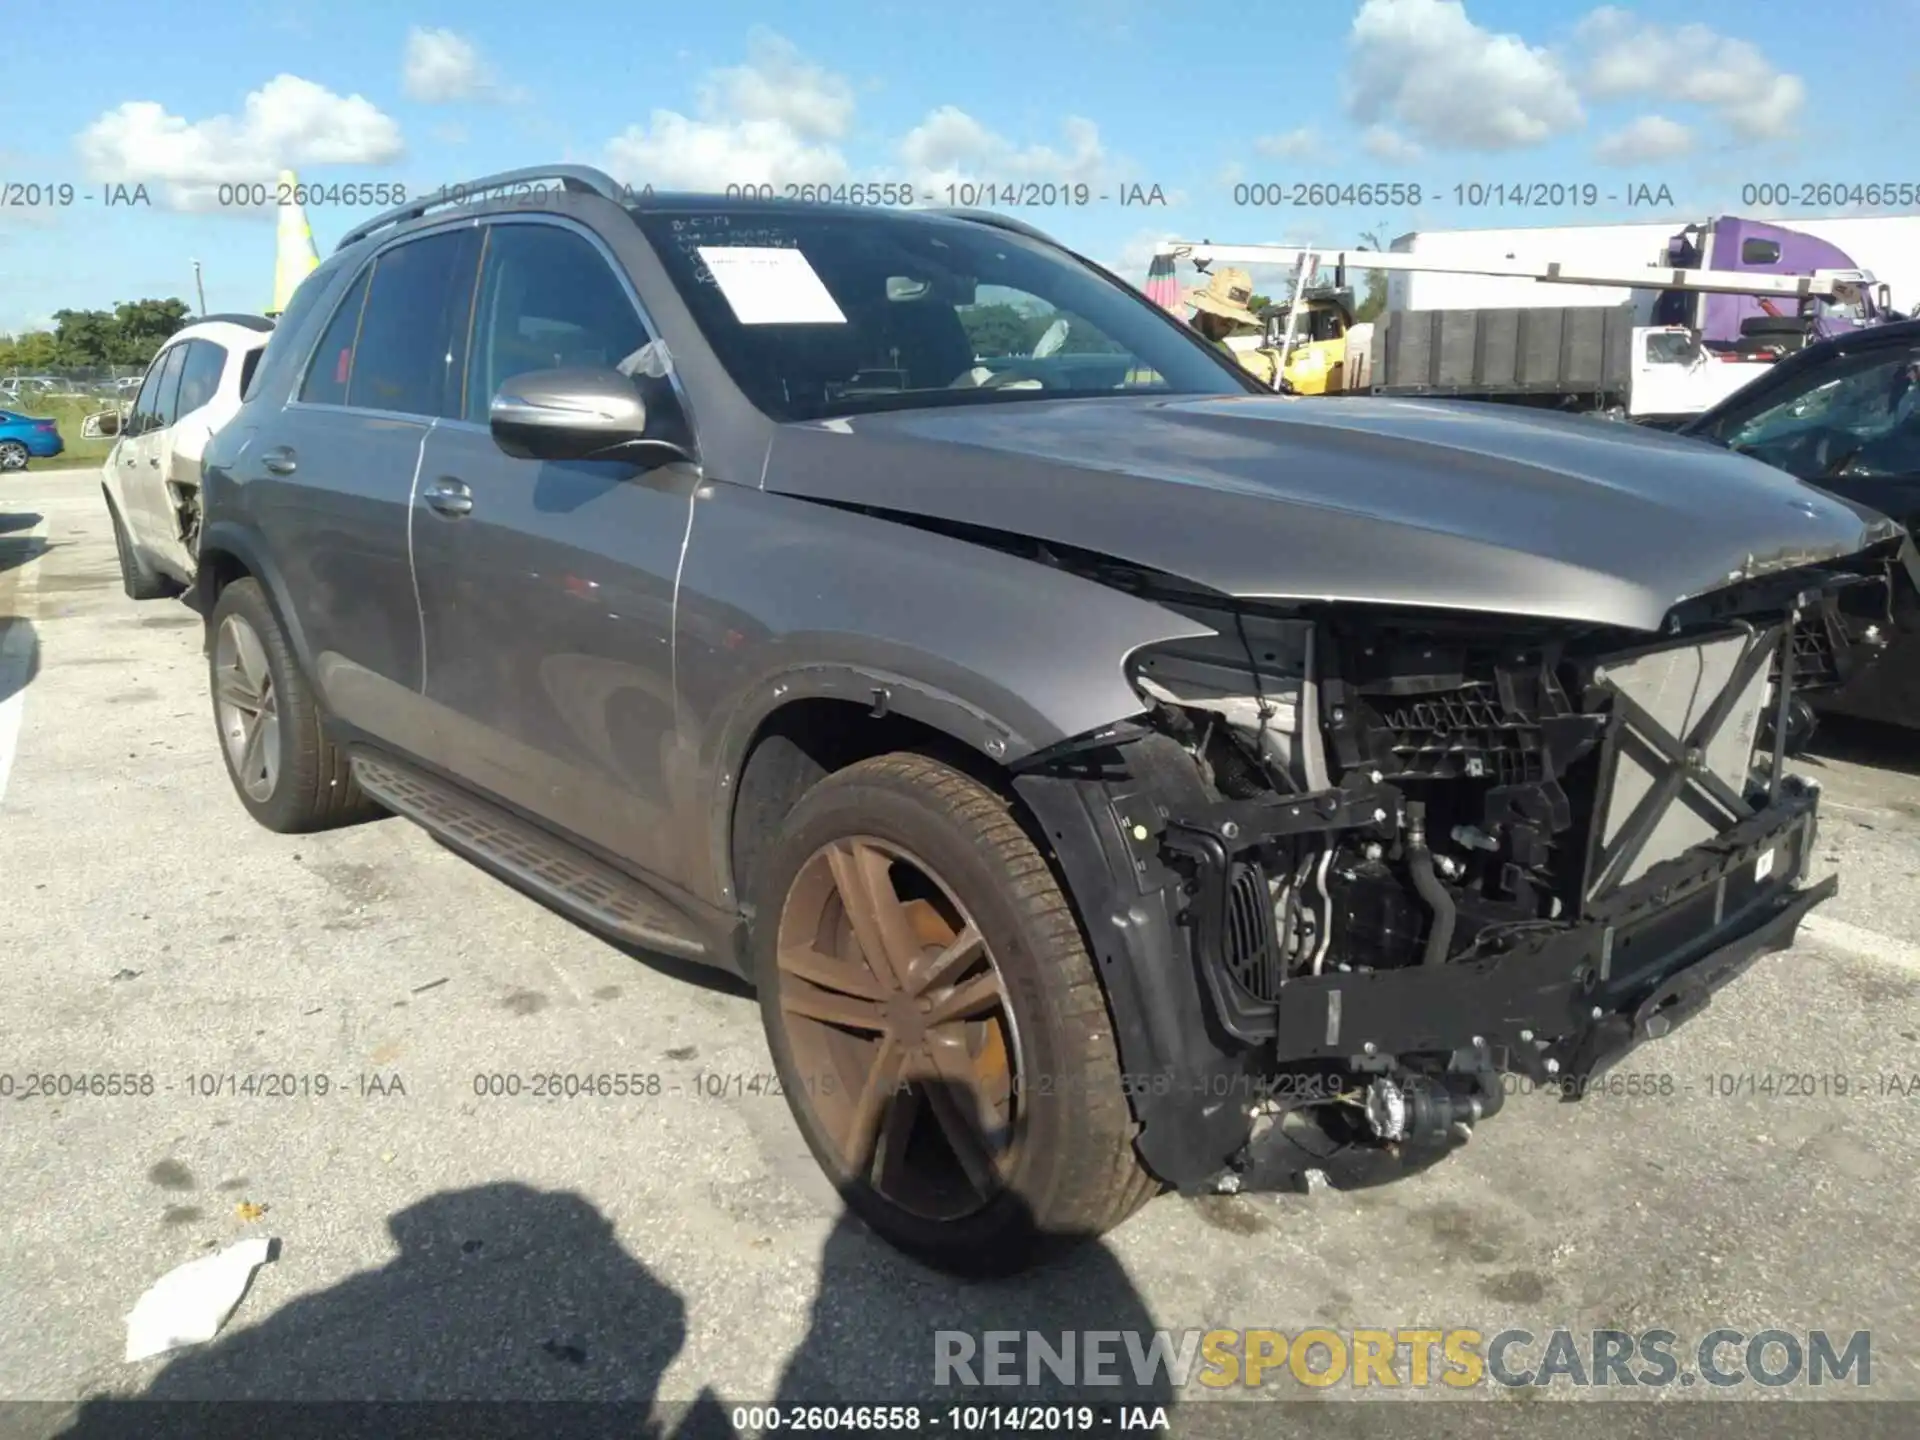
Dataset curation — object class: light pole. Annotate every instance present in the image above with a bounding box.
[192,260,207,315]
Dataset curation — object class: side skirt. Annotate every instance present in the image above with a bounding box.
[349,748,737,969]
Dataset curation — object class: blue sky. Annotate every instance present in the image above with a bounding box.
[1,0,1914,333]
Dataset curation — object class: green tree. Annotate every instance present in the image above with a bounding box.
[50,309,117,366]
[0,331,61,371]
[49,298,190,367]
[113,298,192,362]
[958,302,1049,357]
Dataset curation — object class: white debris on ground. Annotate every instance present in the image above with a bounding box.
[124,1237,278,1363]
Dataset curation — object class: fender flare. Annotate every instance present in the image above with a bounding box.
[194,519,314,675]
[704,661,1050,909]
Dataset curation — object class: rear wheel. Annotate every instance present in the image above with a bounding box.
[0,441,27,471]
[105,490,179,600]
[208,578,381,832]
[753,753,1159,1275]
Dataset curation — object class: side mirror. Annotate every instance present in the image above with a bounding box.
[489,367,666,463]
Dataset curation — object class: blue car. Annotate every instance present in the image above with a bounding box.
[0,409,65,470]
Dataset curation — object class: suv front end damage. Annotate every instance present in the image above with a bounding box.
[1014,547,1898,1197]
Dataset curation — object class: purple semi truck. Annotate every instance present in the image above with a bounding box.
[1653,216,1895,347]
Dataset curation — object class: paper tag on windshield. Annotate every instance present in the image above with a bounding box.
[696,247,847,325]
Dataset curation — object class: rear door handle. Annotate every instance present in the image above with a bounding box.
[262,446,297,475]
[424,477,473,517]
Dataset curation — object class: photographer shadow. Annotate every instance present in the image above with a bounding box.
[766,1075,1175,1420]
[54,1182,712,1440]
[51,1088,1174,1439]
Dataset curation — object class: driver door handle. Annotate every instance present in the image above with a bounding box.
[425,477,473,518]
[262,446,297,475]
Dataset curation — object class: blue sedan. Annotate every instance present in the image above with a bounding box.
[0,409,65,470]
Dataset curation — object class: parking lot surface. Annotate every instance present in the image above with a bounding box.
[3,467,1919,1430]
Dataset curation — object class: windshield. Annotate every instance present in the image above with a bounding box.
[632,208,1254,421]
[1707,344,1920,479]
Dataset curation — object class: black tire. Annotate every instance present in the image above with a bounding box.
[207,577,381,833]
[752,752,1160,1276]
[104,490,179,601]
[0,441,29,472]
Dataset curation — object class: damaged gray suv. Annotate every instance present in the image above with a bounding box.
[197,167,1916,1275]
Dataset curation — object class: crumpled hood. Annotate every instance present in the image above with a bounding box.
[763,394,1901,632]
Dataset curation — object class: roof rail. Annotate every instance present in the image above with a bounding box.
[924,208,1062,248]
[334,165,628,252]
[191,313,276,332]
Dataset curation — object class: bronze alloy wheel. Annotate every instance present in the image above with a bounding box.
[773,835,1021,1221]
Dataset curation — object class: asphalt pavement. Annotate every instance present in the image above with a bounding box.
[2,466,1917,1435]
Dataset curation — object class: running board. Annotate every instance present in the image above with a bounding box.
[350,751,709,959]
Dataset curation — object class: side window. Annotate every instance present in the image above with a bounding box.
[1714,347,1920,477]
[238,348,264,401]
[148,344,189,433]
[299,268,372,406]
[465,223,649,422]
[127,353,168,436]
[176,340,226,418]
[347,229,481,417]
[950,284,1132,387]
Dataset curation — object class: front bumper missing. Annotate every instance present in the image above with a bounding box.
[1253,786,1829,1085]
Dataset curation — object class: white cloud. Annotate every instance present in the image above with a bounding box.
[403,28,509,104]
[1346,0,1582,150]
[607,114,849,189]
[75,75,404,211]
[602,31,851,189]
[1573,8,1805,141]
[1593,113,1694,165]
[698,28,854,140]
[601,29,1124,199]
[1106,229,1181,283]
[1360,124,1423,163]
[897,107,1106,191]
[1253,128,1319,161]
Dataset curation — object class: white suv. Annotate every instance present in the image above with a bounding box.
[102,315,273,598]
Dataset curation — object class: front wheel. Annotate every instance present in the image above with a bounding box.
[207,578,381,833]
[752,753,1159,1275]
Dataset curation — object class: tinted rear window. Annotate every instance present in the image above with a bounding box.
[299,268,371,406]
[239,348,264,401]
[176,339,226,416]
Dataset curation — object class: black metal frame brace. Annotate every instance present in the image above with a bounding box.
[1583,621,1786,901]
